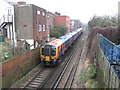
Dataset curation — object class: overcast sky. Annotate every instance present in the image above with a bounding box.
[0,0,120,23]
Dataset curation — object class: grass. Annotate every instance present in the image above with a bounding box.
[2,56,15,62]
[0,44,12,56]
[0,44,14,62]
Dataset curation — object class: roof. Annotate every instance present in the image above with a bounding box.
[48,39,63,47]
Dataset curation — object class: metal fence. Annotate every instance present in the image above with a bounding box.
[99,34,120,79]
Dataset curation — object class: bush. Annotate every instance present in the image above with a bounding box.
[50,24,67,38]
[76,64,97,84]
[87,64,97,79]
[88,15,118,28]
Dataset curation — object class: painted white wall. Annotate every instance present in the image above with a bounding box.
[0,0,13,20]
[0,0,17,47]
[21,39,34,49]
[47,34,50,42]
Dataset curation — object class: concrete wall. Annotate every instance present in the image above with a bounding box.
[2,47,40,88]
[15,5,33,39]
[15,4,49,47]
[97,48,120,88]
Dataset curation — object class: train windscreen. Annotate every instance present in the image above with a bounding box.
[43,45,56,56]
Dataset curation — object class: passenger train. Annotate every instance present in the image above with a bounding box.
[40,28,82,66]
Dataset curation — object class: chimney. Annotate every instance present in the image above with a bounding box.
[17,0,26,4]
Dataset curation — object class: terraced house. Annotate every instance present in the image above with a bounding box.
[14,4,50,49]
[0,0,17,47]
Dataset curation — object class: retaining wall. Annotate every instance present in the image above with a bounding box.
[2,47,40,88]
[97,48,120,88]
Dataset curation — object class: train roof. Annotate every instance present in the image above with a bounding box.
[48,28,82,47]
[48,39,63,47]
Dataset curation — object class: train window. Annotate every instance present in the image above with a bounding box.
[51,48,56,56]
[42,48,44,55]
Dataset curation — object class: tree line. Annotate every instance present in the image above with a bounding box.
[88,15,118,28]
[88,15,120,44]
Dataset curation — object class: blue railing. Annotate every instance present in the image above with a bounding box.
[99,34,120,79]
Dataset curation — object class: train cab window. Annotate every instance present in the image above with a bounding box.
[44,47,50,56]
[42,48,44,55]
[43,45,56,56]
[51,48,56,56]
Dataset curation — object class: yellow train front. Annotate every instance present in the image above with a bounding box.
[40,28,82,66]
[40,44,60,66]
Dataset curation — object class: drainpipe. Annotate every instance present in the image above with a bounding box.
[12,15,15,56]
[8,9,11,39]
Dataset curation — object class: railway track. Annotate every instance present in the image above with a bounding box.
[15,32,84,89]
[23,67,55,89]
[40,34,84,89]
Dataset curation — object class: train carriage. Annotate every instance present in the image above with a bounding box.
[40,28,82,66]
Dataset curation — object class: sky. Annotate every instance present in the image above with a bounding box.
[0,0,120,23]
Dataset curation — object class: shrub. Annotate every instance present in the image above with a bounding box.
[50,24,67,38]
[87,64,97,79]
[76,64,97,84]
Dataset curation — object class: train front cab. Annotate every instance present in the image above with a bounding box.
[40,45,59,66]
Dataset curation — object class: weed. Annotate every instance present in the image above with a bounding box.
[86,80,98,88]
[76,64,97,87]
[2,56,14,62]
[87,64,97,79]
[76,69,87,84]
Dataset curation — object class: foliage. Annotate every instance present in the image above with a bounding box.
[0,44,13,58]
[76,69,87,84]
[88,15,118,28]
[76,64,97,86]
[86,80,98,88]
[2,56,14,62]
[87,64,97,79]
[55,11,61,15]
[50,24,67,38]
[117,30,120,44]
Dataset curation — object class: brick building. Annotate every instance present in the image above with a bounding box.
[47,12,56,29]
[71,19,81,31]
[54,16,71,33]
[15,4,50,49]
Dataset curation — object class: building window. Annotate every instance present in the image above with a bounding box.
[42,12,45,16]
[43,25,45,31]
[47,25,49,29]
[37,10,40,15]
[39,24,42,32]
[8,8,12,15]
